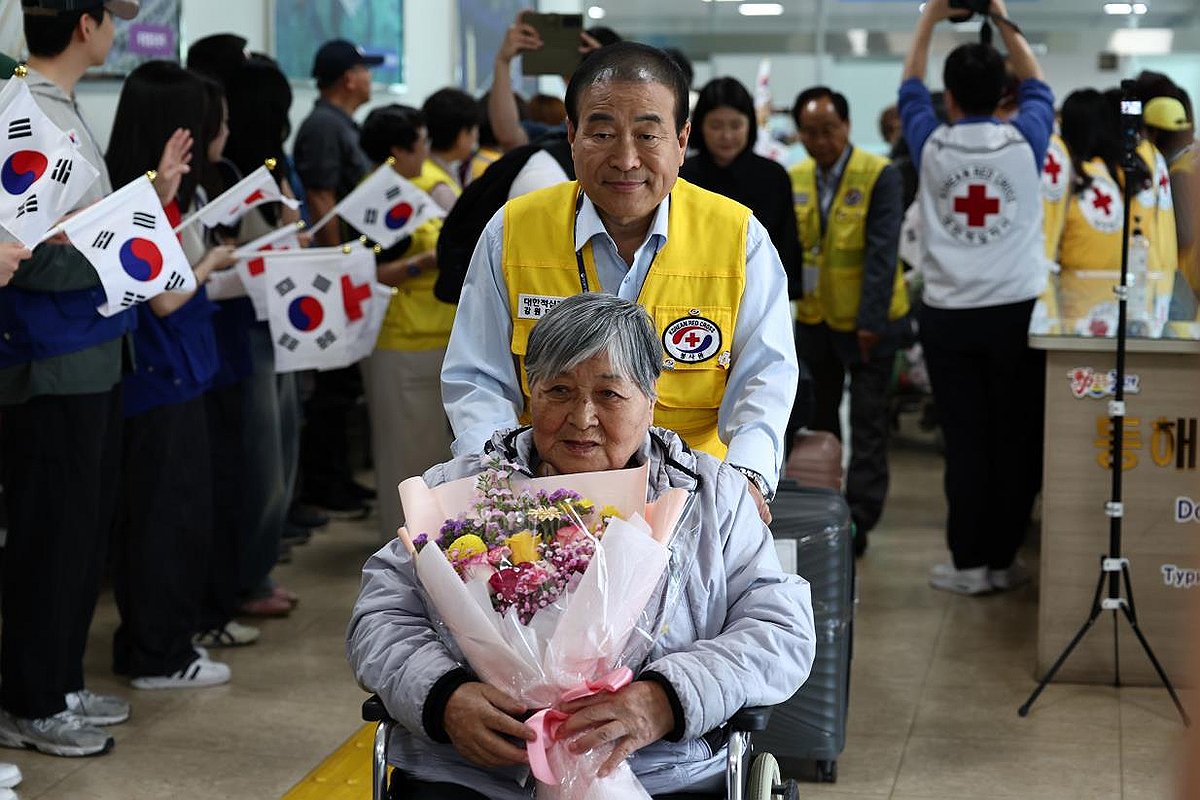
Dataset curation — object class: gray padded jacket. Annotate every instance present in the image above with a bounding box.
[346,427,815,798]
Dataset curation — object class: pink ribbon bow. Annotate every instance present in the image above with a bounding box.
[525,667,634,785]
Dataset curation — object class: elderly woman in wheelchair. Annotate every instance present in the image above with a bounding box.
[348,293,815,799]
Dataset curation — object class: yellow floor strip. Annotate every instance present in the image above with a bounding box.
[282,722,388,800]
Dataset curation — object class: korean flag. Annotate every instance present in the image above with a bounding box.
[233,222,305,320]
[187,165,299,230]
[263,247,353,373]
[0,77,100,247]
[60,175,195,317]
[331,162,443,249]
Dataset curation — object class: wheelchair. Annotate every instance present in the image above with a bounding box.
[363,695,801,800]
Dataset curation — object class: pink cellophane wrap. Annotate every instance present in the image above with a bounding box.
[397,464,688,799]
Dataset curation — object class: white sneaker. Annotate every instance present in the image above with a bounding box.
[929,563,992,595]
[65,690,130,726]
[193,620,260,648]
[0,762,19,788]
[0,709,113,757]
[130,657,231,690]
[990,560,1033,591]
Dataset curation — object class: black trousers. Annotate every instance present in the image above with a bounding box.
[919,299,1044,570]
[0,388,122,719]
[388,771,714,800]
[299,366,360,502]
[791,322,894,534]
[200,383,245,630]
[112,397,212,678]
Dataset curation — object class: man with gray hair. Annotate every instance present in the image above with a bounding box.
[442,41,798,523]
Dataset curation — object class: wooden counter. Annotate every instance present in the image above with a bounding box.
[1032,334,1200,685]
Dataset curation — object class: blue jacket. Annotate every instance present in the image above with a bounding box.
[0,285,135,369]
[122,287,219,418]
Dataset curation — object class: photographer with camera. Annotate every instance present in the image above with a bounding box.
[899,0,1055,596]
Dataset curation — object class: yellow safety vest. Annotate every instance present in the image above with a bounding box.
[470,147,503,182]
[789,148,909,331]
[373,160,461,351]
[1053,143,1177,326]
[413,158,461,198]
[500,178,748,459]
[374,216,457,351]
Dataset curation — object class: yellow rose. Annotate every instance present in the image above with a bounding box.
[446,534,487,561]
[506,531,541,564]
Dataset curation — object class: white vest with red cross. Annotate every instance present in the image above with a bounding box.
[914,121,1047,310]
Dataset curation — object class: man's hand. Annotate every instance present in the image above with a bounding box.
[154,128,193,206]
[443,682,535,769]
[747,480,772,525]
[857,329,882,364]
[0,242,31,287]
[497,12,543,65]
[920,0,968,23]
[578,30,604,57]
[556,681,675,778]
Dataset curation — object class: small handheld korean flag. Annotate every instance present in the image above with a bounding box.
[180,164,299,231]
[336,245,390,364]
[263,247,353,373]
[233,222,305,321]
[329,162,442,249]
[60,174,195,317]
[0,77,100,247]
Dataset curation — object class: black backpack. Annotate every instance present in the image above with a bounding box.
[434,133,575,304]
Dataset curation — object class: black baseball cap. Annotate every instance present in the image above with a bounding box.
[22,0,139,19]
[312,40,384,86]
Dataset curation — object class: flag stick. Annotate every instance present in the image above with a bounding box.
[172,161,284,234]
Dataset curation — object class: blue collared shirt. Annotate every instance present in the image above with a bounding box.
[441,188,798,488]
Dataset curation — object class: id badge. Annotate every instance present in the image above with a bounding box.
[802,265,820,296]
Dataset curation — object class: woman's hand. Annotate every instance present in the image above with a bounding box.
[0,242,32,287]
[154,128,193,206]
[443,682,536,768]
[556,681,675,778]
[195,244,239,284]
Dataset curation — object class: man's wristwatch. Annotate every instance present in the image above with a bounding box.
[733,466,773,504]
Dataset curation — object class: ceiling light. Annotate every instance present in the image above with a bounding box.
[587,5,606,18]
[1104,2,1133,12]
[1133,2,1148,12]
[739,3,784,15]
[701,0,746,3]
[1109,27,1172,54]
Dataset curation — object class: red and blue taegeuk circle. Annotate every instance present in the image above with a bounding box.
[287,295,324,332]
[384,201,414,230]
[119,238,164,282]
[1,150,48,196]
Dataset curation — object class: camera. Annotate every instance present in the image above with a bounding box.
[949,0,990,15]
[1119,79,1142,162]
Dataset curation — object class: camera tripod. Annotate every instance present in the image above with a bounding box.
[1018,83,1189,725]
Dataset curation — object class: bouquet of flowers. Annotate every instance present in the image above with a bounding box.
[397,457,689,800]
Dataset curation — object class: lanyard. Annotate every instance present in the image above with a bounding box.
[572,191,663,296]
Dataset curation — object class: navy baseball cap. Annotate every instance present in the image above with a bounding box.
[22,0,139,19]
[312,40,384,85]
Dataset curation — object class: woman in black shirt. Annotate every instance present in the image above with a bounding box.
[680,77,802,298]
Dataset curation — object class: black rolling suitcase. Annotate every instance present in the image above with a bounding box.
[758,480,854,783]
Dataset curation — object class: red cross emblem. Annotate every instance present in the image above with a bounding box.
[1092,188,1114,216]
[683,331,702,348]
[1044,152,1062,185]
[953,184,1001,228]
[1159,172,1170,191]
[341,275,372,321]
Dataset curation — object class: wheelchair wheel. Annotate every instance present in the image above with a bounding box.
[747,753,781,800]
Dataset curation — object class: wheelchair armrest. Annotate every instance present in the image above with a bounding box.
[729,706,772,733]
[362,694,394,724]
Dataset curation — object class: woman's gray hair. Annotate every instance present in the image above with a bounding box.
[525,293,661,399]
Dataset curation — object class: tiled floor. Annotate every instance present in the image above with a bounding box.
[3,422,1189,799]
